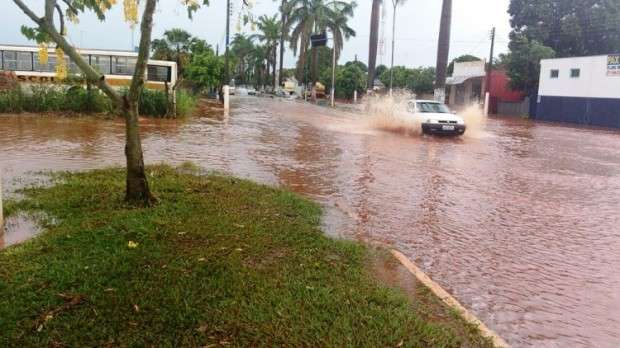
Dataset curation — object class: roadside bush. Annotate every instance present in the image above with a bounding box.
[138,88,168,117]
[0,85,192,118]
[0,85,112,114]
[0,88,24,113]
[175,90,197,117]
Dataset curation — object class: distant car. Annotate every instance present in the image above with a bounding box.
[247,88,257,96]
[407,100,466,136]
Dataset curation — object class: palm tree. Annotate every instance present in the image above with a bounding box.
[253,15,281,89]
[367,0,382,91]
[249,44,269,89]
[287,0,356,85]
[435,0,452,102]
[231,34,255,84]
[275,0,290,85]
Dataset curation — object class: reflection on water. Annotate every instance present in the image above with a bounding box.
[1,98,620,347]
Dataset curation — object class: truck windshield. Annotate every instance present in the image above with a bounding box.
[417,102,450,113]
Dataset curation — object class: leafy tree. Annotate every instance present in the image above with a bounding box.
[508,0,620,57]
[13,0,213,204]
[345,60,367,72]
[17,1,167,203]
[507,0,620,94]
[377,66,435,95]
[320,63,366,99]
[375,64,388,79]
[504,34,556,94]
[379,66,411,89]
[408,67,435,95]
[447,55,481,75]
[185,50,224,92]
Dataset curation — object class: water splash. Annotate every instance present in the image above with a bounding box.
[363,92,422,136]
[362,93,488,138]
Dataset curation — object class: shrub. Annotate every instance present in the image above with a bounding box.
[175,89,197,117]
[138,88,168,117]
[0,85,193,118]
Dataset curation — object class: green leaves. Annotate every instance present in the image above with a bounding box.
[20,26,50,43]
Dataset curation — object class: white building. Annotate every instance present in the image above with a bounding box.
[536,54,620,128]
[446,60,486,107]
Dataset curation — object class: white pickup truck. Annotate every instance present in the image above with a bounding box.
[407,100,467,136]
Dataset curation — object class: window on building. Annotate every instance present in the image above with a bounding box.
[34,53,57,72]
[17,52,33,71]
[147,65,171,82]
[570,68,580,78]
[3,51,18,70]
[550,69,559,78]
[112,56,137,75]
[91,55,111,74]
[69,55,90,74]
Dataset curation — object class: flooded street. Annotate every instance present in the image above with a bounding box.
[1,97,620,347]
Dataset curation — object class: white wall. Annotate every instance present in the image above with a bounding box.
[453,60,486,77]
[539,55,620,99]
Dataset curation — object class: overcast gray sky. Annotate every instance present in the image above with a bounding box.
[1,0,512,68]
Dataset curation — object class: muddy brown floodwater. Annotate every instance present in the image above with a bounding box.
[1,97,620,347]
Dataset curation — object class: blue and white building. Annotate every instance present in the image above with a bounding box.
[536,54,620,128]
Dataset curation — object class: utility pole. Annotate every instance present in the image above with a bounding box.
[330,0,337,107]
[484,27,496,116]
[224,0,231,86]
[486,27,496,94]
[389,0,397,96]
[434,0,452,102]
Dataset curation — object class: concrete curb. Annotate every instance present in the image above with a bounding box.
[390,250,510,348]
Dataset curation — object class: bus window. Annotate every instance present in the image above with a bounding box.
[91,55,111,74]
[69,55,90,74]
[17,52,33,71]
[3,51,17,70]
[147,65,170,82]
[112,56,137,75]
[35,53,57,72]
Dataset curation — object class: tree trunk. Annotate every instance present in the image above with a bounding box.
[124,101,152,204]
[273,45,278,90]
[124,0,158,204]
[434,0,452,100]
[367,0,381,91]
[296,34,307,83]
[311,46,318,84]
[279,0,287,85]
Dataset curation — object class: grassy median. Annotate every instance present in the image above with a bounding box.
[0,165,492,347]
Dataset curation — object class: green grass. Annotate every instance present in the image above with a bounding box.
[0,165,493,347]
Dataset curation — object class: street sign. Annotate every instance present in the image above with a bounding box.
[310,33,327,48]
